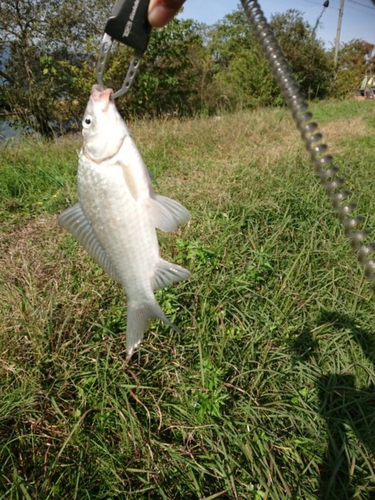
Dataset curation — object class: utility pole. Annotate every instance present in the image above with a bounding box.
[334,0,345,68]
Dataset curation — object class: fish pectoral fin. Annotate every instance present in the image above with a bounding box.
[152,259,190,291]
[121,162,141,202]
[58,203,122,284]
[127,298,182,356]
[149,195,191,232]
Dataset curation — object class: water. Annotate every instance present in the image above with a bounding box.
[0,120,25,144]
[0,116,81,144]
[0,118,44,145]
[0,120,15,139]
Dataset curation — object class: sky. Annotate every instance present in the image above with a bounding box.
[178,0,375,48]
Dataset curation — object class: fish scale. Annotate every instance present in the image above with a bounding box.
[78,154,158,297]
[58,84,191,355]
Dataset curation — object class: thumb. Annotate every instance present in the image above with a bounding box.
[148,0,186,28]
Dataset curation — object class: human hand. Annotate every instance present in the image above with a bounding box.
[148,0,186,28]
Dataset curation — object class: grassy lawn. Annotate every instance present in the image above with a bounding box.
[1,99,375,499]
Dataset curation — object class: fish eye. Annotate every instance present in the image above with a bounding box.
[82,115,93,128]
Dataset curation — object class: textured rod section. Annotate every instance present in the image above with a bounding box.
[241,0,375,291]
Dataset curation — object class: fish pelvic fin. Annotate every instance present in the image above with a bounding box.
[126,298,182,356]
[149,195,191,232]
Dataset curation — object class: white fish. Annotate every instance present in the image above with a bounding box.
[58,84,190,355]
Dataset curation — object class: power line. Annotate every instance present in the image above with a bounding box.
[345,3,375,17]
[347,0,375,10]
[301,0,375,16]
[301,0,375,19]
[302,0,338,8]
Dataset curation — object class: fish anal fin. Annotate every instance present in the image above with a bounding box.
[152,259,190,291]
[58,203,122,284]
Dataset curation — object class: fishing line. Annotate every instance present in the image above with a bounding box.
[241,0,375,291]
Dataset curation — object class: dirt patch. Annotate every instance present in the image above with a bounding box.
[0,216,63,289]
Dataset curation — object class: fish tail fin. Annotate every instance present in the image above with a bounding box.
[126,298,182,356]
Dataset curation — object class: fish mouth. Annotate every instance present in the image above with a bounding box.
[90,84,114,111]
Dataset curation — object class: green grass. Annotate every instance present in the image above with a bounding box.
[1,99,375,499]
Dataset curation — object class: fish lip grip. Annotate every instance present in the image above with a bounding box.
[96,0,152,99]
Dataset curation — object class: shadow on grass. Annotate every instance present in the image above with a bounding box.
[289,311,375,500]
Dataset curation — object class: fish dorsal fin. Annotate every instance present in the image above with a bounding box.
[149,195,191,232]
[58,203,122,284]
[152,259,190,291]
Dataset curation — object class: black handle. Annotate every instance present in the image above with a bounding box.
[104,0,152,53]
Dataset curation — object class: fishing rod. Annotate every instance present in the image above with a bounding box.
[241,0,375,291]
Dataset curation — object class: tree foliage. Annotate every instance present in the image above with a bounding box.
[108,18,206,118]
[0,0,109,137]
[270,9,333,99]
[203,8,333,109]
[332,39,375,98]
[207,9,280,110]
[0,2,374,138]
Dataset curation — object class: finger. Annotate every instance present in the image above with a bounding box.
[148,0,186,28]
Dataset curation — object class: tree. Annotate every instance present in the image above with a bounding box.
[0,0,109,137]
[204,7,333,112]
[330,39,375,98]
[207,8,279,111]
[0,2,210,134]
[270,9,333,99]
[101,17,207,118]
